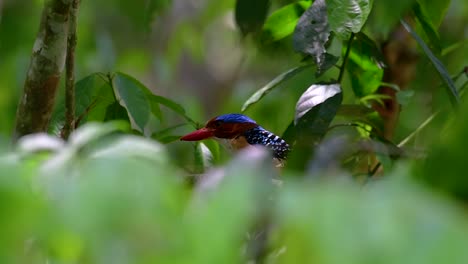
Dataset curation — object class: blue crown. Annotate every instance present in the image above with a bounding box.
[215,113,257,124]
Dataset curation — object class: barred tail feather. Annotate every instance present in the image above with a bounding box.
[244,127,290,160]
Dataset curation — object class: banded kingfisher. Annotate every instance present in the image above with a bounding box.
[180,114,290,163]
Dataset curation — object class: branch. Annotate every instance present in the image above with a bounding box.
[13,0,73,141]
[338,33,354,84]
[61,0,80,139]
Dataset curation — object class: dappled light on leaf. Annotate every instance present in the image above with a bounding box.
[295,83,342,124]
[326,0,373,40]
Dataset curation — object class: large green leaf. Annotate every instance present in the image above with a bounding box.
[286,83,343,170]
[347,33,384,97]
[261,1,312,43]
[294,83,342,132]
[293,0,330,66]
[49,73,121,133]
[401,20,459,107]
[112,73,153,133]
[235,0,270,36]
[326,0,373,40]
[113,72,196,132]
[241,64,313,112]
[148,94,198,127]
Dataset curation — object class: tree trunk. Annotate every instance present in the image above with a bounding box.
[13,0,72,141]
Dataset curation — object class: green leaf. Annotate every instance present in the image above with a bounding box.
[152,123,188,143]
[103,101,130,122]
[287,83,343,170]
[235,0,270,36]
[347,32,384,97]
[294,83,342,129]
[241,64,313,112]
[326,0,373,40]
[413,3,442,54]
[261,1,312,43]
[401,19,460,107]
[89,135,168,164]
[156,135,183,144]
[148,95,198,127]
[69,122,128,149]
[293,0,331,66]
[112,73,152,133]
[75,74,115,122]
[49,73,117,132]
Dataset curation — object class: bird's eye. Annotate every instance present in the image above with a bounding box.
[214,121,222,127]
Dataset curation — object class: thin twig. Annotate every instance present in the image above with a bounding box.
[368,162,381,178]
[62,0,80,139]
[338,33,354,84]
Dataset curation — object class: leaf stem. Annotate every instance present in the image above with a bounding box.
[338,33,354,84]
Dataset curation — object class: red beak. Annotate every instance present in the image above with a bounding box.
[180,127,215,141]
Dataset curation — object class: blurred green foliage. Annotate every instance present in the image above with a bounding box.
[0,0,468,262]
[2,123,468,262]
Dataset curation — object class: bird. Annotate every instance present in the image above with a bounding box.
[180,113,290,162]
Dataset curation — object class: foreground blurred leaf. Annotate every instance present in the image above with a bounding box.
[68,122,128,149]
[326,0,373,40]
[272,176,468,263]
[261,1,312,43]
[347,33,384,97]
[401,20,459,107]
[39,122,129,189]
[415,98,468,201]
[242,64,313,112]
[48,157,185,263]
[89,135,168,164]
[293,0,330,66]
[17,134,64,155]
[235,0,270,36]
[0,165,43,263]
[189,147,274,262]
